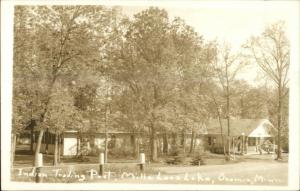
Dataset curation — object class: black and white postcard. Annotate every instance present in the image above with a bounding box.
[1,0,299,190]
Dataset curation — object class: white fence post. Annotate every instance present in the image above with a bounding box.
[139,153,145,172]
[99,152,105,176]
[35,153,43,183]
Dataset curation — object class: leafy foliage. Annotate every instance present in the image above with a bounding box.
[12,6,289,161]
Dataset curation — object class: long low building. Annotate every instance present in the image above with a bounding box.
[19,118,275,156]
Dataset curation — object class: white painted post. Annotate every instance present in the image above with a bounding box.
[99,152,105,176]
[139,153,145,172]
[99,152,105,164]
[35,153,43,183]
[35,153,43,167]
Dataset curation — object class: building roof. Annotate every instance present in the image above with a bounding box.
[63,119,273,137]
[63,130,142,134]
[205,118,274,137]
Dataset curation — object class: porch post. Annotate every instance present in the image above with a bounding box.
[241,133,245,154]
[258,136,262,155]
[255,137,258,152]
[232,137,235,160]
[273,136,276,153]
[245,136,248,154]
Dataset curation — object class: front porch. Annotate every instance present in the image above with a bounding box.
[231,136,276,155]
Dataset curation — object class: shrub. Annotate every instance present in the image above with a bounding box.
[165,145,190,165]
[190,154,206,165]
[108,147,134,159]
[210,146,224,154]
[89,147,103,156]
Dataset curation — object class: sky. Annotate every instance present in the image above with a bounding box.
[118,1,298,86]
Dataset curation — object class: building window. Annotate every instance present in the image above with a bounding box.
[208,137,212,145]
[108,134,116,149]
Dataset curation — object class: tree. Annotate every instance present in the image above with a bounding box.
[108,8,216,160]
[245,21,289,159]
[204,82,227,155]
[112,89,148,157]
[233,82,269,119]
[13,5,114,164]
[170,17,213,155]
[13,6,48,163]
[109,7,180,161]
[42,82,82,165]
[212,42,246,156]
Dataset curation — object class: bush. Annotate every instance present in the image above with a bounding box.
[210,146,224,154]
[169,145,181,156]
[72,155,90,162]
[165,146,190,165]
[109,147,134,159]
[190,155,206,165]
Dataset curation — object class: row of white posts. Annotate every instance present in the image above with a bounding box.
[34,153,146,183]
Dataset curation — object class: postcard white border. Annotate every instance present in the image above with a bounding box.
[1,0,299,190]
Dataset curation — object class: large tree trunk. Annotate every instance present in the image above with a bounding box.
[172,133,177,145]
[136,137,140,159]
[157,137,162,156]
[189,130,195,154]
[162,132,168,154]
[223,136,231,160]
[226,123,230,156]
[104,132,108,162]
[45,128,49,154]
[28,119,37,154]
[34,129,44,166]
[193,135,197,151]
[276,85,282,159]
[104,103,109,163]
[53,132,58,166]
[58,134,61,163]
[150,128,158,162]
[277,128,282,159]
[30,127,34,154]
[226,63,231,157]
[131,134,138,157]
[213,95,226,156]
[34,77,57,165]
[181,129,186,155]
[11,133,17,167]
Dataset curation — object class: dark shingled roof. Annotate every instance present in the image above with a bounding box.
[205,119,272,136]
